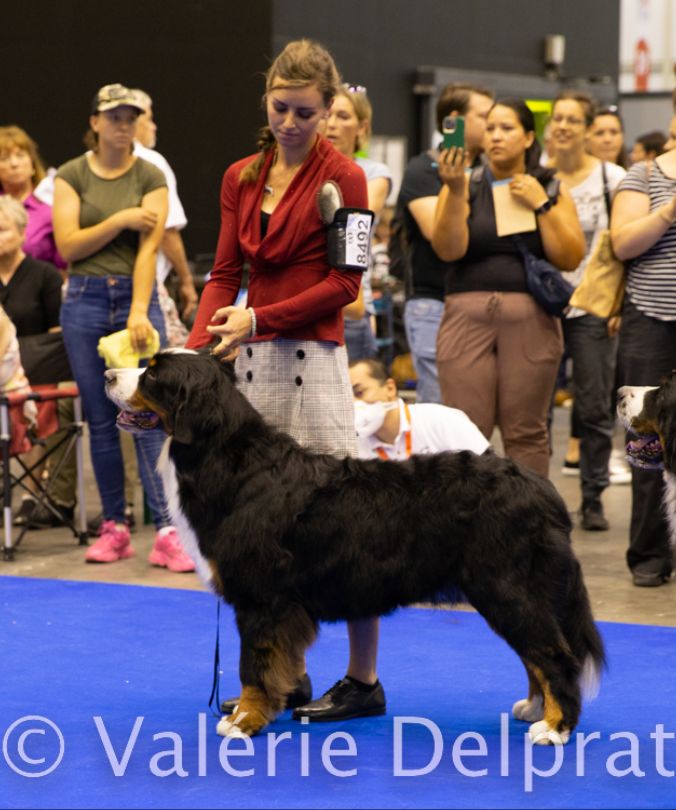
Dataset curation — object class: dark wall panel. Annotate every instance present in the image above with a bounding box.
[3,0,618,257]
[273,0,620,152]
[2,0,272,257]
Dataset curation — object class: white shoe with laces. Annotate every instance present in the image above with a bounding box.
[609,449,631,485]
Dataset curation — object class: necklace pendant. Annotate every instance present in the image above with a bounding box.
[264,184,274,196]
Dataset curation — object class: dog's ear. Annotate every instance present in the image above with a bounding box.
[172,405,195,444]
[169,356,250,444]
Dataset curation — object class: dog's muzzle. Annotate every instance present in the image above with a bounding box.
[105,368,162,433]
[617,385,663,471]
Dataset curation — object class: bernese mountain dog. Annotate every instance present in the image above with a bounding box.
[618,372,676,545]
[105,349,604,745]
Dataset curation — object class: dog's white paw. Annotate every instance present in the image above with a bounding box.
[512,695,544,722]
[216,716,234,737]
[528,720,570,745]
[216,715,252,738]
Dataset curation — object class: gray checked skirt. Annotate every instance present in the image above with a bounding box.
[234,339,357,459]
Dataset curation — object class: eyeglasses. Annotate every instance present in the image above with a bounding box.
[551,114,585,127]
[343,84,367,95]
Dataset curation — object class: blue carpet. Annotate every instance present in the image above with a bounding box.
[1,576,674,809]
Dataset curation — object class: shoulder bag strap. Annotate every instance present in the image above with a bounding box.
[601,162,612,220]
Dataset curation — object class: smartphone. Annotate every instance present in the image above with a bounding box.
[442,115,465,150]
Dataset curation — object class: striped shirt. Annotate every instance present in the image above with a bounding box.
[617,160,676,321]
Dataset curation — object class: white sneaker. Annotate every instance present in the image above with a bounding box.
[561,460,580,476]
[609,450,631,485]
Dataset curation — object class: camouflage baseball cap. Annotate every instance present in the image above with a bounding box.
[91,84,144,114]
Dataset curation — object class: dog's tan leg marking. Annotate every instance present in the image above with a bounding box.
[264,607,317,711]
[512,661,544,722]
[218,685,276,737]
[527,666,570,745]
[218,606,317,737]
[207,560,224,597]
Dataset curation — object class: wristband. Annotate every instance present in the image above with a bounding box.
[534,198,555,216]
[247,307,257,339]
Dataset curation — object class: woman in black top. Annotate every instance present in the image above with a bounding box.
[0,194,64,522]
[432,98,584,477]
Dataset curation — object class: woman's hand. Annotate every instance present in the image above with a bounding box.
[437,147,467,195]
[119,207,159,233]
[127,310,155,352]
[178,278,199,318]
[607,315,621,337]
[206,306,253,359]
[508,173,549,211]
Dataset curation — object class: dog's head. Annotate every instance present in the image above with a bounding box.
[105,348,249,444]
[617,371,676,473]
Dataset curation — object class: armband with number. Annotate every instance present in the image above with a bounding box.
[326,207,375,272]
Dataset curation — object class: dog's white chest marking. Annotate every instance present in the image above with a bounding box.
[157,439,214,589]
[663,473,676,548]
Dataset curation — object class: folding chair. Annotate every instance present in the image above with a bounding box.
[1,384,88,561]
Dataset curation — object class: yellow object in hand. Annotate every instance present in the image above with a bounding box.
[97,328,161,369]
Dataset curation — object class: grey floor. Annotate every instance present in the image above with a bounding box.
[2,404,675,628]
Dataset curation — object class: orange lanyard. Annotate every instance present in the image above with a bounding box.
[375,404,412,460]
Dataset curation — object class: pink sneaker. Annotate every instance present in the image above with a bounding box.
[85,521,134,563]
[148,527,195,573]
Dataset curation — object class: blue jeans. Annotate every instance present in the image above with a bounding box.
[60,275,170,528]
[562,314,617,504]
[344,314,377,362]
[404,298,443,403]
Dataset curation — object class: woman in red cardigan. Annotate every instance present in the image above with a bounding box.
[186,39,370,729]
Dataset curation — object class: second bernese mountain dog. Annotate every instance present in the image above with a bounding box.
[618,371,676,547]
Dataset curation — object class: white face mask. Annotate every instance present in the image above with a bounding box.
[353,399,397,438]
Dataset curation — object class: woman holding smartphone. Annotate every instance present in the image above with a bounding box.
[432,98,584,477]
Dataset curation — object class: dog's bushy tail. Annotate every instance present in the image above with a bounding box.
[562,557,606,700]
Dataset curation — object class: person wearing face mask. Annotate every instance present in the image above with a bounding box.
[291,358,488,722]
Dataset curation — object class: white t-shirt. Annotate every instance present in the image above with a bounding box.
[357,399,490,460]
[133,141,188,284]
[567,160,626,319]
[355,157,393,316]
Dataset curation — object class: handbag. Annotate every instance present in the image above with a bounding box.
[512,236,574,317]
[568,162,625,318]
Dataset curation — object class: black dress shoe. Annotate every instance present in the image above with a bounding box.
[219,673,312,715]
[292,676,386,722]
[579,501,609,531]
[631,561,672,588]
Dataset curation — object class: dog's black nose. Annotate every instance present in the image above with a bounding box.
[104,370,117,385]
